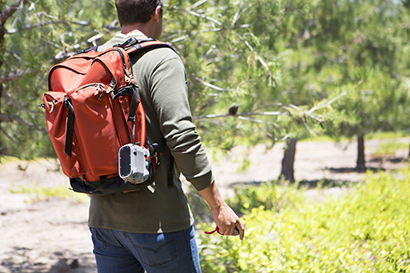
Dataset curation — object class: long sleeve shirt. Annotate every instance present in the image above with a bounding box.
[88,32,214,233]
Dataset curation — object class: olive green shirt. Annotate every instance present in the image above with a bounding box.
[88,32,214,233]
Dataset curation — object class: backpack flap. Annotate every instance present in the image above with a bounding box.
[43,91,82,178]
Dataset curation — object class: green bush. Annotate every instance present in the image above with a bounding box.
[226,181,306,215]
[198,168,410,272]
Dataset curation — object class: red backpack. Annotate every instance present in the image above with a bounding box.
[43,38,172,195]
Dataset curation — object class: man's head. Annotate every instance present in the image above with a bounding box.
[115,0,163,39]
[115,0,163,25]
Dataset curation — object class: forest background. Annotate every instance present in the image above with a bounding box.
[1,0,410,272]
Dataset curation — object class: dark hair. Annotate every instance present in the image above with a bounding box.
[115,0,163,25]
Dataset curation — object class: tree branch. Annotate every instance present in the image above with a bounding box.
[194,111,288,120]
[232,0,245,26]
[193,76,230,92]
[307,80,364,115]
[0,71,24,84]
[1,0,27,26]
[235,33,272,78]
[0,113,46,132]
[188,0,208,10]
[170,6,222,26]
[6,19,90,34]
[169,24,250,45]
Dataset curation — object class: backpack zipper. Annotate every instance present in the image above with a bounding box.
[73,83,108,101]
[112,48,133,78]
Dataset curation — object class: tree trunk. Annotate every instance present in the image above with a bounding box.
[356,134,366,172]
[0,1,28,156]
[0,24,5,156]
[279,138,297,183]
[0,84,4,156]
[407,141,410,160]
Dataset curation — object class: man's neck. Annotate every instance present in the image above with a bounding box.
[121,24,152,39]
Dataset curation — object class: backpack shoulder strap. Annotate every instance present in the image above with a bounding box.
[118,38,176,188]
[115,37,176,56]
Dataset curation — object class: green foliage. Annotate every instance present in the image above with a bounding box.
[1,0,410,160]
[314,0,410,140]
[226,181,306,215]
[198,168,410,272]
[164,0,321,145]
[1,0,118,158]
[323,71,410,140]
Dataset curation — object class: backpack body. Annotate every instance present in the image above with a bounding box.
[43,38,171,195]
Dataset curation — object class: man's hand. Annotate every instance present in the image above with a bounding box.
[210,202,245,240]
[199,181,245,240]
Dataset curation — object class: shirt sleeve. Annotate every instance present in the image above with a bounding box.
[148,53,214,191]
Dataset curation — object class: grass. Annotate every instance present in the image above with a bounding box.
[372,142,409,157]
[0,155,21,163]
[10,184,88,203]
[301,130,409,143]
[366,131,409,140]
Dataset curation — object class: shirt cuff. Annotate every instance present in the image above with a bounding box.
[188,171,214,191]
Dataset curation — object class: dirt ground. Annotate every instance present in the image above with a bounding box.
[0,138,409,273]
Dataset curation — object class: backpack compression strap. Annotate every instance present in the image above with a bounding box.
[64,98,75,157]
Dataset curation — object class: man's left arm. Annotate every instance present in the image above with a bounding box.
[199,181,245,240]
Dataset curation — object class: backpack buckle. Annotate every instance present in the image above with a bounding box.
[115,37,139,49]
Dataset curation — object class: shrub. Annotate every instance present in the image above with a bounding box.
[198,168,410,272]
[226,181,306,215]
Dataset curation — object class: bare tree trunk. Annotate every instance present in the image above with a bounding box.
[356,134,366,172]
[279,138,297,183]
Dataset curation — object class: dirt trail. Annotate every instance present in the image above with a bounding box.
[0,138,408,272]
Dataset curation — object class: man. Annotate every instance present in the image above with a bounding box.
[88,0,245,272]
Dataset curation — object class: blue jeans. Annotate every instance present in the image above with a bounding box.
[89,226,201,273]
